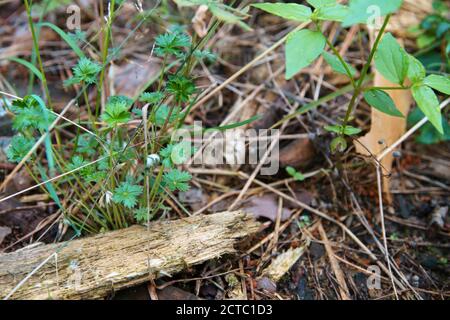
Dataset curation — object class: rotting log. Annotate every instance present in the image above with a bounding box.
[0,211,260,300]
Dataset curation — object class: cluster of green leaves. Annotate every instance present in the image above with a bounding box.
[64,57,102,86]
[253,0,449,150]
[411,1,449,56]
[6,95,54,163]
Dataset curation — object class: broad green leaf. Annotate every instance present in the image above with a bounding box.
[285,30,326,79]
[252,3,312,22]
[407,54,426,83]
[363,89,404,117]
[342,0,403,27]
[316,4,349,22]
[412,85,443,134]
[8,57,43,81]
[39,22,85,58]
[423,74,450,95]
[322,51,356,77]
[307,0,335,8]
[374,33,409,85]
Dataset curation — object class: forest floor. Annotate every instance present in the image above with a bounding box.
[0,0,448,300]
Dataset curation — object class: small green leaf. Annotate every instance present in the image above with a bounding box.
[6,135,35,163]
[374,33,409,85]
[342,0,403,27]
[423,74,450,95]
[286,30,326,79]
[322,52,356,77]
[113,182,143,209]
[324,124,361,135]
[252,3,312,22]
[363,89,404,117]
[412,85,443,134]
[315,4,349,22]
[101,96,131,127]
[286,166,305,181]
[407,54,426,83]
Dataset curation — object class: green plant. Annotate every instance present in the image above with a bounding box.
[286,166,305,181]
[3,1,251,234]
[253,0,449,153]
[410,0,449,72]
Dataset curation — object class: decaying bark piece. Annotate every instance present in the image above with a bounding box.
[0,211,259,300]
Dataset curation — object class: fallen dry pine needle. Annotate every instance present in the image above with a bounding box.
[0,211,260,300]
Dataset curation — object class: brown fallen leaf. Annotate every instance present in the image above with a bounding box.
[192,5,210,38]
[0,226,12,245]
[109,58,161,99]
[279,137,316,168]
[242,194,292,222]
[157,285,201,300]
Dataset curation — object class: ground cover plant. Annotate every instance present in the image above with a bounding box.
[0,0,449,300]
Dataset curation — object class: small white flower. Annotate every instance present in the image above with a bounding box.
[146,154,160,168]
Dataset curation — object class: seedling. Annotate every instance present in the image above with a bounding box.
[253,0,449,152]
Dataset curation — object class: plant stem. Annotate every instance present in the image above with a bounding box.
[364,86,411,91]
[324,37,356,88]
[23,0,53,110]
[340,14,392,134]
[96,0,116,118]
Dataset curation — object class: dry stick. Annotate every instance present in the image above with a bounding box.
[0,99,76,192]
[318,221,350,300]
[188,22,310,114]
[376,163,398,299]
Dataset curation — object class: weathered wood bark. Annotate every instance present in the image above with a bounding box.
[0,211,259,300]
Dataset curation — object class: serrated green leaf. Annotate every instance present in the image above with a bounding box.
[374,33,409,85]
[363,89,404,117]
[252,3,312,22]
[412,85,443,134]
[316,4,349,22]
[423,74,450,95]
[342,0,403,27]
[322,51,356,77]
[286,30,326,79]
[407,54,426,83]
